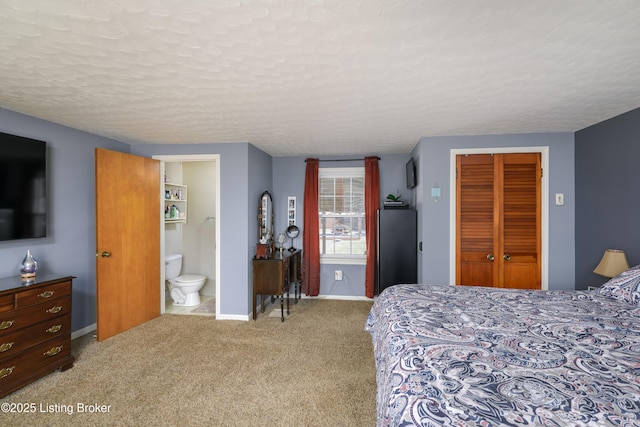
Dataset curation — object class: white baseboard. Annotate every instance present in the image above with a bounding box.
[72,323,96,340]
[217,313,251,321]
[300,294,373,301]
[243,294,371,321]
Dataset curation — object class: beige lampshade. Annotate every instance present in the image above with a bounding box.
[593,249,630,278]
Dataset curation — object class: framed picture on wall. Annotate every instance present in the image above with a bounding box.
[287,196,296,226]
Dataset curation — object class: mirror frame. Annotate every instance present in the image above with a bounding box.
[258,191,274,243]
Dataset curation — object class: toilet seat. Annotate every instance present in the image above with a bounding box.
[174,274,206,285]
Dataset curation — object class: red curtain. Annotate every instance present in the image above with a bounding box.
[302,158,320,296]
[364,156,380,298]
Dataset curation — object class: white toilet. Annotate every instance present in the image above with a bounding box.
[165,254,206,306]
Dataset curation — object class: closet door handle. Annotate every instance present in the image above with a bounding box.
[486,253,495,261]
[503,254,511,261]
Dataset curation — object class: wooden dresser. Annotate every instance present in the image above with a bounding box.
[0,274,75,398]
[252,250,301,321]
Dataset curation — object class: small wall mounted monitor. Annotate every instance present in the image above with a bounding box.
[406,157,416,189]
[0,131,47,241]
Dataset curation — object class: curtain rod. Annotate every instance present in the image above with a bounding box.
[305,157,380,162]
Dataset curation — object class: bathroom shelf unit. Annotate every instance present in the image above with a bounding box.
[164,183,187,224]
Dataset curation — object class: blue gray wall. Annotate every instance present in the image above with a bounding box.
[0,120,280,327]
[413,133,576,290]
[575,107,640,289]
[0,108,128,333]
[2,103,636,333]
[272,154,412,297]
[130,142,263,318]
[247,144,273,309]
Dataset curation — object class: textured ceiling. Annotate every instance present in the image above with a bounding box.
[0,1,639,157]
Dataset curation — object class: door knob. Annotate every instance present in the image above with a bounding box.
[503,254,511,261]
[486,253,495,261]
[101,251,111,258]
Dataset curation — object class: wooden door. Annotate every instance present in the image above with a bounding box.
[95,148,161,341]
[500,153,541,289]
[456,155,497,287]
[456,153,541,289]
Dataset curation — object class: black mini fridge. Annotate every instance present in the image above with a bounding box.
[376,208,417,295]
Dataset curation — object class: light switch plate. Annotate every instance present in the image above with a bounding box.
[555,193,564,206]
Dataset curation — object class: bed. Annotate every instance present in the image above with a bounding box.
[366,270,640,426]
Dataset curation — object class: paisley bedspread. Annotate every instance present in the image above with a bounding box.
[366,284,640,427]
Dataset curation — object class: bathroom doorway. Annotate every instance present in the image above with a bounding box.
[153,154,221,318]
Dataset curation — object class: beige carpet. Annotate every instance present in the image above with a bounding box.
[1,299,376,427]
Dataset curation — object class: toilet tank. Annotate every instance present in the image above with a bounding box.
[164,254,182,280]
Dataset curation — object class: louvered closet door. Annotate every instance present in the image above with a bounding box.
[456,154,497,287]
[456,153,541,290]
[500,153,541,289]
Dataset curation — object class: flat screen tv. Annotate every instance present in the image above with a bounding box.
[406,157,416,189]
[0,131,47,241]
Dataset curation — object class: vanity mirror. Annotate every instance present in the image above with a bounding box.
[256,191,274,259]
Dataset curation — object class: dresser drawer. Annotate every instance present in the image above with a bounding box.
[0,335,71,389]
[0,315,70,360]
[0,296,71,336]
[15,281,71,309]
[0,295,13,313]
[0,275,74,398]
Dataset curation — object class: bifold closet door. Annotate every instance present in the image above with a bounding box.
[456,154,497,287]
[500,153,541,289]
[456,153,541,290]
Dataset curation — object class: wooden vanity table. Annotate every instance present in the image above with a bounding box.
[252,249,301,321]
[0,274,75,397]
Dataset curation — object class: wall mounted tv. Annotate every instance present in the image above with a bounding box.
[406,157,417,189]
[0,131,47,241]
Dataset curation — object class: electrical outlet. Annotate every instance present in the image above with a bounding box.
[334,270,343,281]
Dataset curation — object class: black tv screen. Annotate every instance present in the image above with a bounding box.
[406,157,416,189]
[0,131,47,241]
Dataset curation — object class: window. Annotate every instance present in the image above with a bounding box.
[318,167,366,264]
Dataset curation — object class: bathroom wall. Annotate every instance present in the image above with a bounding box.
[164,160,217,298]
[182,161,216,296]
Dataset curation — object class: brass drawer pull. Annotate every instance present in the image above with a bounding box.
[38,290,55,298]
[0,366,15,379]
[46,306,62,314]
[0,320,14,330]
[43,346,63,357]
[46,325,62,334]
[0,342,14,352]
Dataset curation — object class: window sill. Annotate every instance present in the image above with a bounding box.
[320,257,366,266]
